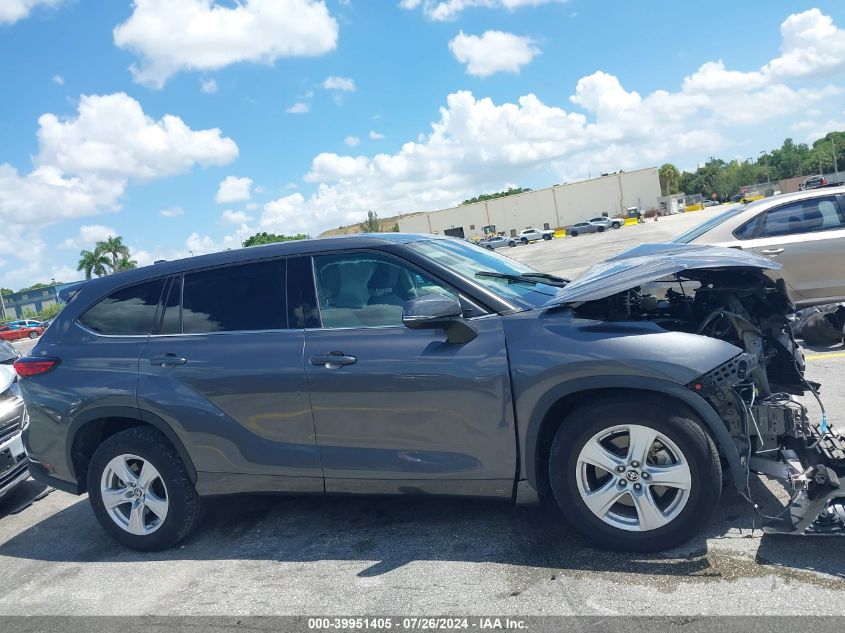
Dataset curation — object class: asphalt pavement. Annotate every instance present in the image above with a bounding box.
[2,212,845,617]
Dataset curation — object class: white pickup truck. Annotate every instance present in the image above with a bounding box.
[517,228,555,243]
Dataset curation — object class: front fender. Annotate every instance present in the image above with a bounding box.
[502,309,746,494]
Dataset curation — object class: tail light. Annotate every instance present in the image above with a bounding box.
[14,357,60,378]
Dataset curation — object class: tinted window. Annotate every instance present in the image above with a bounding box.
[176,260,286,333]
[673,205,749,243]
[313,252,456,329]
[761,197,844,237]
[79,279,166,335]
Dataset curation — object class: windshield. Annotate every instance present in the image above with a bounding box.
[673,205,748,243]
[406,239,560,308]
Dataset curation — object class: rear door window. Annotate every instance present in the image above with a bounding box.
[161,259,287,334]
[760,196,845,238]
[79,279,166,335]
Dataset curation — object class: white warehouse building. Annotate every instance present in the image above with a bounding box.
[398,167,661,240]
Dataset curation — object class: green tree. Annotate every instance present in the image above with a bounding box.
[77,249,111,279]
[242,232,307,247]
[97,236,131,270]
[461,187,532,206]
[359,210,381,233]
[1,288,14,295]
[113,255,138,272]
[658,163,681,196]
[38,303,63,321]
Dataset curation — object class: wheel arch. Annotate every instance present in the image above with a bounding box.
[67,406,198,492]
[522,377,744,499]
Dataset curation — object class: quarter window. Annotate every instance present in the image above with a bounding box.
[161,260,287,334]
[760,196,844,237]
[313,253,457,329]
[79,279,166,335]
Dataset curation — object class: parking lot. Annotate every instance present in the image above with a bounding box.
[2,211,845,616]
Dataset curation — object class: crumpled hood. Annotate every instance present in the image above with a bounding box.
[545,243,782,305]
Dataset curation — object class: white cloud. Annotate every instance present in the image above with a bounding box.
[258,10,845,237]
[113,0,339,88]
[60,225,118,250]
[201,78,218,93]
[369,130,384,140]
[160,206,184,217]
[186,223,254,255]
[0,0,63,25]
[0,92,238,225]
[449,30,539,77]
[221,209,254,224]
[286,101,310,114]
[323,75,356,91]
[344,135,360,146]
[215,176,252,204]
[400,0,563,21]
[51,74,64,85]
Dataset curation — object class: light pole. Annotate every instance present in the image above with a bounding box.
[759,150,770,183]
[832,138,840,183]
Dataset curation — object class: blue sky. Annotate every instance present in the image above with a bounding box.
[2,0,845,288]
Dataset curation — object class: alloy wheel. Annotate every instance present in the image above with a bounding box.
[100,453,169,535]
[575,424,692,532]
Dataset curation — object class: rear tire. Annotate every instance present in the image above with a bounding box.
[542,234,551,240]
[548,395,721,552]
[508,241,516,247]
[612,222,621,229]
[520,237,528,245]
[87,426,202,551]
[597,226,606,233]
[570,231,578,237]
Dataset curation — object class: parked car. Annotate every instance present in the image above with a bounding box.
[588,217,622,230]
[517,228,555,243]
[0,324,44,341]
[567,222,600,237]
[17,235,841,552]
[480,235,517,249]
[702,200,720,207]
[674,186,845,307]
[8,320,42,329]
[0,364,28,502]
[802,175,828,190]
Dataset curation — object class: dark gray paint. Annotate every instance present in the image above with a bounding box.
[21,234,748,501]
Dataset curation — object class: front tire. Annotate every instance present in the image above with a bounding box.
[29,331,39,339]
[612,222,621,229]
[597,226,606,233]
[520,237,528,245]
[548,395,721,552]
[569,231,578,237]
[508,241,516,247]
[542,234,551,240]
[87,426,202,551]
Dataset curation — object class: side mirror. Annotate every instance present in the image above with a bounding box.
[402,294,477,344]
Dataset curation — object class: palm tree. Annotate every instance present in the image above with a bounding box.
[77,249,111,279]
[98,236,131,270]
[113,256,138,273]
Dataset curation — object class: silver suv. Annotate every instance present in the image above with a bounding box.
[674,187,845,307]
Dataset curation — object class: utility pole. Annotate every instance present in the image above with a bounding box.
[759,150,770,183]
[832,137,840,183]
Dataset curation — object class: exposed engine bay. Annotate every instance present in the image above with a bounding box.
[570,266,845,535]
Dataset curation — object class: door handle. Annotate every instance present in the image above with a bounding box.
[149,353,187,367]
[761,248,784,256]
[310,352,357,368]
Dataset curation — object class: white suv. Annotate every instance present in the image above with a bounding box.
[517,228,555,244]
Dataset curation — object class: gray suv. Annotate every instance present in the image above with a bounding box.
[18,235,843,551]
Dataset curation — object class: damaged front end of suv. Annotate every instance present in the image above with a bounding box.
[551,243,844,535]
